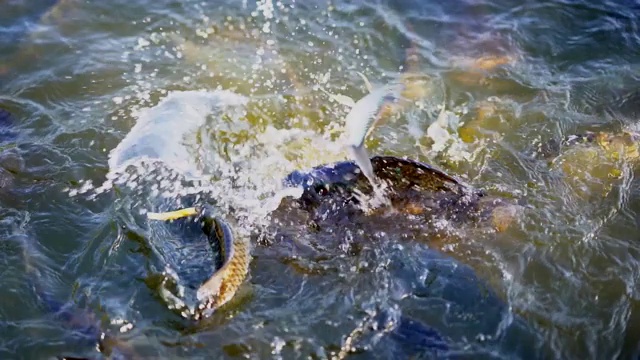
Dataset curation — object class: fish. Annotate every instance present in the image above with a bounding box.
[146,206,251,319]
[321,72,403,186]
[344,84,402,149]
[283,155,469,197]
[22,235,138,359]
[337,311,449,359]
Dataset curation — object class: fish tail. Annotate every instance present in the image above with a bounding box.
[348,144,377,186]
[197,216,251,312]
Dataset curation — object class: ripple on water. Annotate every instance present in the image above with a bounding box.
[2,0,640,358]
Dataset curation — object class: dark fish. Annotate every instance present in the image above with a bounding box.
[32,283,102,341]
[537,130,640,161]
[390,316,449,353]
[23,237,137,359]
[29,279,139,359]
[338,310,449,359]
[336,243,544,358]
[282,155,514,229]
[284,155,472,198]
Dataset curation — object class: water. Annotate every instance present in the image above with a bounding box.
[1,0,640,358]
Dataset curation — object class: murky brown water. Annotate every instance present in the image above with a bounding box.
[1,0,640,359]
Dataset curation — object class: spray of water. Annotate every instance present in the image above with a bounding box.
[81,88,366,241]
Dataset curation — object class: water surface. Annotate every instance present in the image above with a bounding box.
[1,0,640,359]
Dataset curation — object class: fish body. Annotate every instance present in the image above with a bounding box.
[320,72,403,186]
[339,81,403,186]
[344,84,402,149]
[283,155,520,230]
[195,209,251,318]
[283,155,466,196]
[22,238,137,359]
[146,206,251,319]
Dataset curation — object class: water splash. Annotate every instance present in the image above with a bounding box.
[107,89,248,181]
[82,88,364,240]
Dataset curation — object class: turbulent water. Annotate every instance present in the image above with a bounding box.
[1,0,640,359]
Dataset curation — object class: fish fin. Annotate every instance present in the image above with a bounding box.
[319,87,355,107]
[147,207,198,221]
[357,71,374,93]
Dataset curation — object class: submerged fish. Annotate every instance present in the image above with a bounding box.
[150,155,521,314]
[538,130,640,162]
[22,236,138,359]
[336,307,449,359]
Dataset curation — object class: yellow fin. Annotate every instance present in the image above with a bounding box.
[147,207,198,221]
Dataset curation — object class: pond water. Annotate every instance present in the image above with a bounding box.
[1,0,640,359]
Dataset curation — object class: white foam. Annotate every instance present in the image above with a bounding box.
[107,89,248,181]
[93,88,357,237]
